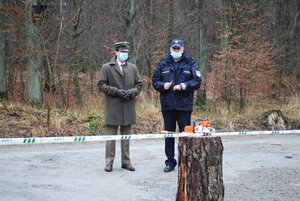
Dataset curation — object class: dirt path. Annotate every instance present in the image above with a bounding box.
[1,134,300,201]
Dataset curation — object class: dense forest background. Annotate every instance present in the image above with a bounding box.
[0,0,299,136]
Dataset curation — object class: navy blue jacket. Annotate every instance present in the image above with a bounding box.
[152,53,201,111]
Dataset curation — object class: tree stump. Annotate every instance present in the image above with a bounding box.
[259,110,292,130]
[176,136,224,201]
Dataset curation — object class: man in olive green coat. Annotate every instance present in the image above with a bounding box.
[97,41,143,172]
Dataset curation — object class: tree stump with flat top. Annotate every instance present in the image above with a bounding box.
[176,136,224,201]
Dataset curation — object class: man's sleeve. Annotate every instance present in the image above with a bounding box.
[128,65,143,97]
[182,60,201,92]
[97,65,119,97]
[152,63,166,92]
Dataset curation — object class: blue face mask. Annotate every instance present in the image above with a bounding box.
[118,52,129,62]
[171,51,183,60]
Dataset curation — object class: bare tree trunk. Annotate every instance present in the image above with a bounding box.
[71,0,83,106]
[141,0,153,77]
[0,0,8,99]
[199,0,207,77]
[273,0,290,76]
[239,86,246,113]
[176,137,224,201]
[168,0,174,40]
[295,1,300,87]
[55,0,67,107]
[220,0,230,108]
[220,0,229,50]
[197,0,207,108]
[26,0,42,107]
[124,0,136,62]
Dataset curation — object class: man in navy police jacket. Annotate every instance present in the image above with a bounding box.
[152,39,201,172]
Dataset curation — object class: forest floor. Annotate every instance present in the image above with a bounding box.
[0,94,299,138]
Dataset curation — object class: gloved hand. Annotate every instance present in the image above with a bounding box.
[118,89,127,98]
[122,90,132,101]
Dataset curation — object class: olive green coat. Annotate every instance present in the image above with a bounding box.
[97,58,143,126]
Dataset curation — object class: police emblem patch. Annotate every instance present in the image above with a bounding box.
[196,70,201,77]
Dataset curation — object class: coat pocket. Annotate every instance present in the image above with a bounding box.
[161,70,171,82]
[183,70,191,78]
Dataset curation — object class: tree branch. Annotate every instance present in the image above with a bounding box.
[290,11,300,38]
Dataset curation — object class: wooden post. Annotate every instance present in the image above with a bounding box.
[176,136,224,201]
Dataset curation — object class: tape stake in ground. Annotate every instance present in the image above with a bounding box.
[1,130,300,145]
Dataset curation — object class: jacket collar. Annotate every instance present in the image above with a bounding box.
[108,57,124,77]
[108,57,116,65]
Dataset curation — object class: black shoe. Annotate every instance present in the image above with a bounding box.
[164,165,175,173]
[104,164,113,172]
[121,164,135,171]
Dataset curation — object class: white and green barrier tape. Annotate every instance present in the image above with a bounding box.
[1,130,300,145]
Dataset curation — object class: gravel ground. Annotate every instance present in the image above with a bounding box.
[0,134,300,201]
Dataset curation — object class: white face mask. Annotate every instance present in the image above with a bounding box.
[118,52,129,62]
[171,51,183,60]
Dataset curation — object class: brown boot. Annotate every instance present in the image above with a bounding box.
[104,164,113,172]
[121,164,135,171]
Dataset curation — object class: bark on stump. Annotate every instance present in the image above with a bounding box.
[176,136,224,201]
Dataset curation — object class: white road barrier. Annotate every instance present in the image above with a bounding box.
[1,130,300,145]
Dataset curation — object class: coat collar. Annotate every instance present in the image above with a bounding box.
[108,57,125,77]
[108,57,117,65]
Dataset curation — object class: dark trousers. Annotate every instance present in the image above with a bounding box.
[162,110,192,167]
